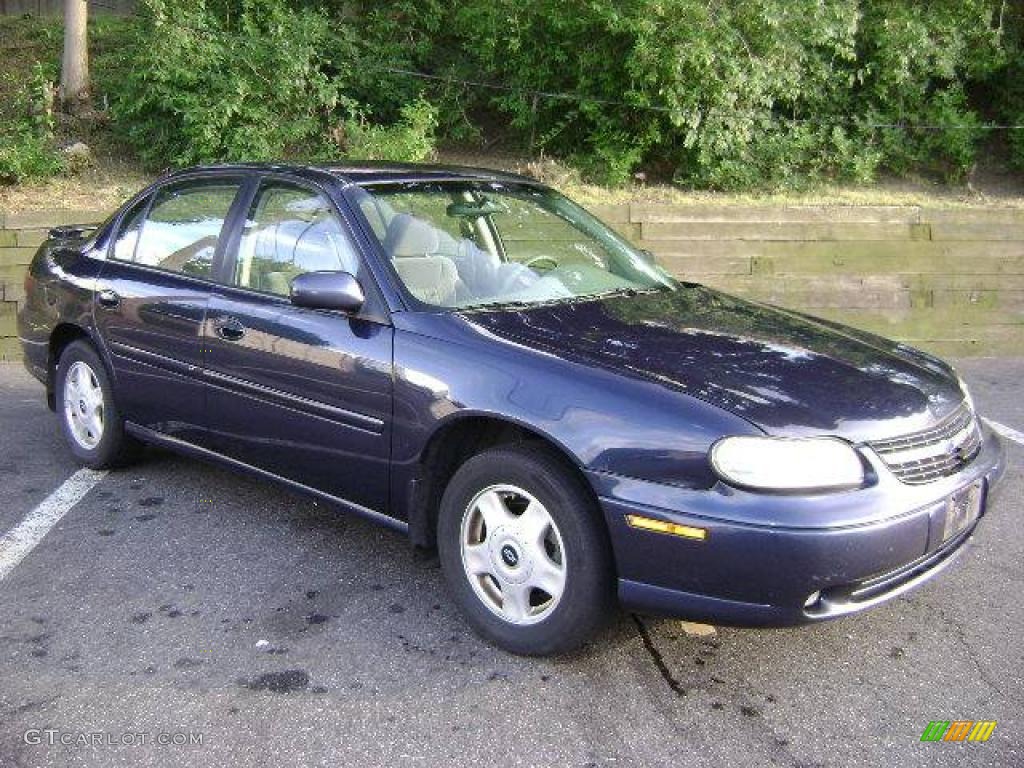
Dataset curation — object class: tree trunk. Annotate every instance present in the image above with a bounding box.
[60,0,89,114]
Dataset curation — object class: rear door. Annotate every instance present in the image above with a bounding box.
[201,176,394,514]
[94,176,246,441]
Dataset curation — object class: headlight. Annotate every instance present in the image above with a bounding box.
[710,436,865,492]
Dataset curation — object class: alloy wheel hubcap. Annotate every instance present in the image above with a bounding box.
[63,361,104,450]
[460,484,567,625]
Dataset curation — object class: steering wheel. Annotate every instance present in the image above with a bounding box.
[524,255,560,272]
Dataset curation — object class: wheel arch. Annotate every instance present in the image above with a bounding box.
[405,411,604,550]
[46,322,99,410]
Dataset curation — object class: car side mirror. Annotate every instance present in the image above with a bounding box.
[290,271,365,313]
[638,248,659,266]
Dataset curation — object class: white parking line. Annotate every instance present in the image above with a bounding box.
[985,418,1024,447]
[0,468,106,581]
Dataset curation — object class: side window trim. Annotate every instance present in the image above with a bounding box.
[212,174,259,286]
[132,193,156,263]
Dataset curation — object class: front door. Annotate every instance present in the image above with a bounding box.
[94,177,244,441]
[202,179,394,514]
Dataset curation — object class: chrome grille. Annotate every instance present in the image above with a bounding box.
[868,403,981,485]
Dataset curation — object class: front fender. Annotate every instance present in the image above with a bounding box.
[389,312,761,523]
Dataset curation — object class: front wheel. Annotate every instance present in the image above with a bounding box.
[56,340,142,469]
[437,444,615,655]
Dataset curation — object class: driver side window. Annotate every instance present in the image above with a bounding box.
[232,182,360,297]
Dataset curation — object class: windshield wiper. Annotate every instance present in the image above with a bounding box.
[459,287,665,312]
[581,286,664,301]
[459,299,540,311]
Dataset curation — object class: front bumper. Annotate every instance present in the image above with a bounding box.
[590,422,1007,626]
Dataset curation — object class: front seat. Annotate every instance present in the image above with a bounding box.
[383,213,460,306]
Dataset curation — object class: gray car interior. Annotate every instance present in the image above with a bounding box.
[373,208,540,307]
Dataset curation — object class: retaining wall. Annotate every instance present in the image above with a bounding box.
[592,204,1024,357]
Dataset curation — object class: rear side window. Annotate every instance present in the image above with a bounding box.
[231,182,361,296]
[131,180,241,278]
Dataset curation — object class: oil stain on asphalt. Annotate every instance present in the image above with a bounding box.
[241,670,311,694]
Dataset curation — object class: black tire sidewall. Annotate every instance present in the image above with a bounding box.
[55,340,130,469]
[437,445,614,655]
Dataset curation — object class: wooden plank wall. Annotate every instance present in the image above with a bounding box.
[591,204,1024,357]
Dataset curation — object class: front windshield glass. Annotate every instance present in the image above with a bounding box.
[352,181,677,309]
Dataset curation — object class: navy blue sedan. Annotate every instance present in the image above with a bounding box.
[18,163,1006,654]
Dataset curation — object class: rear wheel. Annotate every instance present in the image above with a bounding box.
[437,444,615,655]
[56,340,142,469]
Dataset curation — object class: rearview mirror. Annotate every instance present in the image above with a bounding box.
[290,271,365,313]
[446,200,504,218]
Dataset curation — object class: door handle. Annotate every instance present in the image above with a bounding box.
[97,289,120,309]
[215,317,246,342]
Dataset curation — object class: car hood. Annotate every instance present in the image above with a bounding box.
[459,285,965,442]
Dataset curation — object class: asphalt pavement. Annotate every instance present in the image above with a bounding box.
[0,358,1021,768]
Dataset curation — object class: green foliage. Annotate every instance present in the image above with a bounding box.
[109,0,350,167]
[851,1,1001,182]
[339,1,447,120]
[0,15,137,184]
[350,0,1015,188]
[0,133,65,185]
[337,97,438,162]
[991,1,1024,171]
[443,1,660,185]
[0,63,64,184]
[5,0,1022,189]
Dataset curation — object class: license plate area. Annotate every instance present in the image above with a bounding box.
[943,480,984,542]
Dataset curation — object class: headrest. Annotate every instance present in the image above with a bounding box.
[383,213,440,259]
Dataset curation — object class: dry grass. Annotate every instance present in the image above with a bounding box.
[440,151,1024,210]
[560,178,1024,209]
[0,158,149,215]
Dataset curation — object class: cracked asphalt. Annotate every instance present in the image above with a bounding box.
[0,358,1021,768]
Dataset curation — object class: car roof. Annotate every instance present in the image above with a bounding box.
[163,161,540,187]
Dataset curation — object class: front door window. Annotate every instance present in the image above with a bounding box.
[232,183,361,296]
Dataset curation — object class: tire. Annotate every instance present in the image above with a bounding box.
[437,444,615,655]
[55,340,142,469]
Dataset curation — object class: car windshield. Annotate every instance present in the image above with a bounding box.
[352,181,677,309]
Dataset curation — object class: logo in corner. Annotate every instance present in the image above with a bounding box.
[920,720,996,742]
